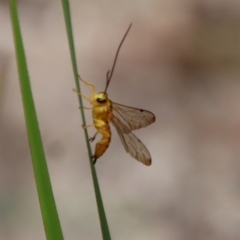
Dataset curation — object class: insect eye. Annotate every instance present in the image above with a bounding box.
[97,98,106,103]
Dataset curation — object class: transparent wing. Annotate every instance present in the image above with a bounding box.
[112,117,152,166]
[111,102,155,133]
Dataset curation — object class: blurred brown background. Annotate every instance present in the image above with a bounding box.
[1,0,240,239]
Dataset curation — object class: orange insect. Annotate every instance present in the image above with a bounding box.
[74,24,155,165]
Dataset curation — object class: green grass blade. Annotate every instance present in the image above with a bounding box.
[61,1,111,239]
[9,1,64,239]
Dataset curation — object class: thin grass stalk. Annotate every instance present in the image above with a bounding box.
[61,0,111,239]
[9,1,64,239]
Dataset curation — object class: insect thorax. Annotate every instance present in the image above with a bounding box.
[92,94,112,122]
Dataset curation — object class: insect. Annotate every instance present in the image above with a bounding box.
[74,23,155,166]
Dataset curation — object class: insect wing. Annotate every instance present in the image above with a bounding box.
[112,118,152,166]
[111,102,155,133]
[111,102,154,165]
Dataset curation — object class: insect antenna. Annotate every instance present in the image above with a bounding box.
[106,70,111,83]
[104,23,132,93]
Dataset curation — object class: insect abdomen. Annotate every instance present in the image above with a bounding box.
[93,123,111,163]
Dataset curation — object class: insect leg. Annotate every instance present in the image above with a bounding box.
[89,131,99,142]
[79,106,93,110]
[82,124,94,129]
[73,89,92,102]
[78,75,96,96]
